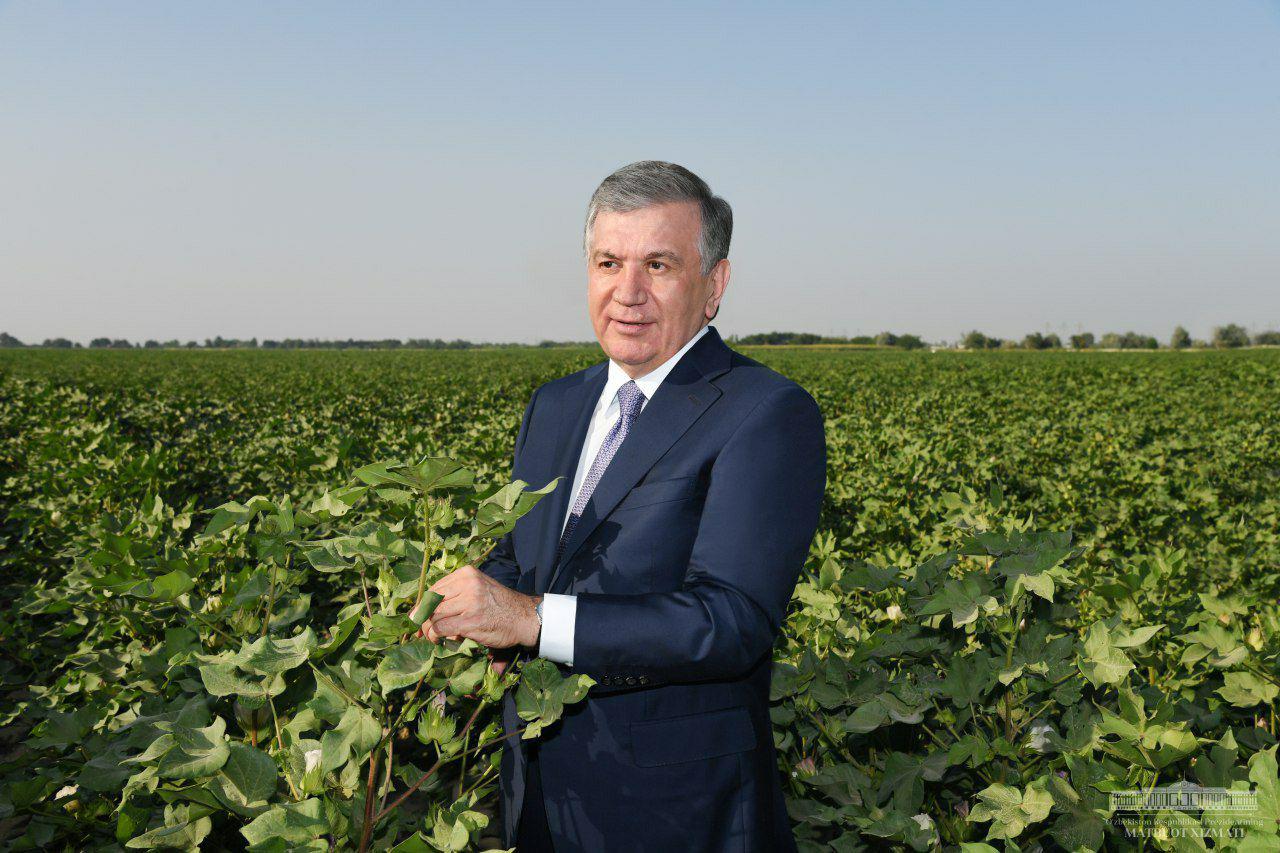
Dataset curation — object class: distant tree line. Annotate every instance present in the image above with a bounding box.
[0,334,597,350]
[733,331,926,349]
[960,324,1279,351]
[3,324,1278,351]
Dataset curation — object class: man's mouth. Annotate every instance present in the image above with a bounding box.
[612,319,654,334]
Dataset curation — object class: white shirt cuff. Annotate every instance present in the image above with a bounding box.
[537,593,576,667]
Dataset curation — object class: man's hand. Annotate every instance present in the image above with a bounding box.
[415,565,541,653]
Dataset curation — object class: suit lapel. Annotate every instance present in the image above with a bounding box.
[532,363,606,595]
[541,326,733,595]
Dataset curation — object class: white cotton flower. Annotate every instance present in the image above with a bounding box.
[304,749,322,774]
[55,784,78,800]
[1027,723,1054,752]
[911,813,934,831]
[885,604,903,621]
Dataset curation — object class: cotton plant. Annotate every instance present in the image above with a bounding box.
[67,455,589,851]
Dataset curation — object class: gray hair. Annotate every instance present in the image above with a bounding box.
[583,160,733,276]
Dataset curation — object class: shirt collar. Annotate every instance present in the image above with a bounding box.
[602,324,710,410]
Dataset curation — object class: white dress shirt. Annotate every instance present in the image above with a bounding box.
[538,324,710,666]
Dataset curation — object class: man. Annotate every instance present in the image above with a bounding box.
[421,161,826,852]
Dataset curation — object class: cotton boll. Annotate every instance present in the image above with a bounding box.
[1027,723,1054,752]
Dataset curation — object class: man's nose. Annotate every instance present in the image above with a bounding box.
[613,265,649,305]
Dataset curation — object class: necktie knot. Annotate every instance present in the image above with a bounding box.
[617,380,645,422]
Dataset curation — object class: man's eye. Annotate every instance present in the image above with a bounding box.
[648,261,666,271]
[600,261,618,269]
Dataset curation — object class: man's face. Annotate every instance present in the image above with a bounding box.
[587,200,729,378]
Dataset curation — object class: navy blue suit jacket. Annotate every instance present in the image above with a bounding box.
[479,325,826,852]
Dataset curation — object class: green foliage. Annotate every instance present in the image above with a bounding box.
[1070,332,1096,350]
[1021,332,1062,350]
[1213,324,1251,349]
[0,378,587,849]
[2,347,1279,850]
[1099,331,1160,350]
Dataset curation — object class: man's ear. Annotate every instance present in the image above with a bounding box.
[705,258,730,321]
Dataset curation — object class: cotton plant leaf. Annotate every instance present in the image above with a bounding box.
[236,628,318,677]
[198,661,284,699]
[918,573,999,628]
[1217,671,1280,708]
[1247,746,1279,837]
[156,717,231,780]
[308,485,367,518]
[376,639,438,692]
[319,705,381,774]
[239,798,329,850]
[201,497,275,538]
[968,778,1054,841]
[514,658,595,739]
[472,477,559,539]
[354,457,474,493]
[207,742,278,815]
[124,804,212,850]
[1078,621,1135,688]
[302,541,352,573]
[146,569,195,601]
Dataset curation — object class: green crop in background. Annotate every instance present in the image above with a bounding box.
[0,347,1277,850]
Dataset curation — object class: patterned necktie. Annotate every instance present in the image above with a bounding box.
[555,379,646,567]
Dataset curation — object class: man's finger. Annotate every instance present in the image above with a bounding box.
[428,572,459,596]
[428,597,467,622]
[429,564,481,594]
[432,574,481,602]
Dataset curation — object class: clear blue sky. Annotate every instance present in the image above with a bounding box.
[2,1,1278,344]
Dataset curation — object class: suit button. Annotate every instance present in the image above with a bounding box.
[600,675,611,685]
[625,676,637,686]
[638,676,649,684]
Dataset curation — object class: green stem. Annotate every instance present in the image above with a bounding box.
[800,705,855,764]
[922,724,994,785]
[357,744,382,853]
[183,608,237,644]
[377,737,394,816]
[459,762,497,801]
[455,719,472,799]
[266,693,301,800]
[1244,661,1280,688]
[1026,697,1056,725]
[359,558,374,620]
[415,494,433,609]
[260,554,287,638]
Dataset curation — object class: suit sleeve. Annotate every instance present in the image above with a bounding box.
[476,384,540,590]
[570,383,826,687]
